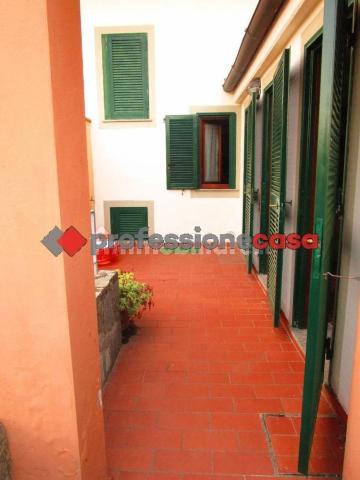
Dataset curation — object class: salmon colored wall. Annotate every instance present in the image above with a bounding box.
[343,300,360,480]
[46,1,108,477]
[0,0,107,478]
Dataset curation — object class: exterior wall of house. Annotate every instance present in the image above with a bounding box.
[330,17,360,411]
[238,1,324,323]
[0,1,108,478]
[235,0,360,414]
[80,0,257,236]
[343,301,360,480]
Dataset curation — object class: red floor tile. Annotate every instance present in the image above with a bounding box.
[126,427,182,449]
[266,415,296,434]
[183,430,239,450]
[154,450,212,473]
[211,413,261,431]
[185,397,234,413]
[213,451,273,475]
[107,446,153,471]
[158,412,210,430]
[103,250,346,478]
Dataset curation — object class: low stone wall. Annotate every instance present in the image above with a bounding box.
[0,424,11,480]
[95,270,123,386]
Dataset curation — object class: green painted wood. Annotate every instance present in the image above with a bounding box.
[228,112,237,189]
[292,29,322,328]
[293,31,323,329]
[110,207,149,238]
[298,0,355,473]
[242,94,256,273]
[102,33,149,119]
[267,49,290,328]
[259,84,273,274]
[165,115,199,189]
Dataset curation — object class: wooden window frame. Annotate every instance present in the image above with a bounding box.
[199,115,230,189]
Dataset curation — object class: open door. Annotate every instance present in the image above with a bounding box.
[243,93,256,273]
[298,0,355,473]
[267,49,290,327]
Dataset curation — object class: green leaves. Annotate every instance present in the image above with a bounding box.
[117,271,153,319]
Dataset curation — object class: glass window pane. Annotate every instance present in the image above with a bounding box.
[204,123,221,182]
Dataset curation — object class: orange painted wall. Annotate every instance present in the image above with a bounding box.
[0,1,107,478]
[343,300,360,480]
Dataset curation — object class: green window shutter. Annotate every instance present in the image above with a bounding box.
[228,112,237,189]
[298,0,355,474]
[102,33,149,120]
[110,207,148,238]
[259,84,273,275]
[165,115,199,189]
[267,48,290,327]
[242,95,256,273]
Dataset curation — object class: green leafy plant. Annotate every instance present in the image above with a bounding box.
[117,271,154,320]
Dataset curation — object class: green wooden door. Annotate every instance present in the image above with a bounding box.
[293,32,323,329]
[298,0,355,473]
[267,49,290,327]
[298,0,355,474]
[243,94,256,273]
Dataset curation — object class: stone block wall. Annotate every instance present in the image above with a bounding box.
[95,270,123,386]
[0,424,11,480]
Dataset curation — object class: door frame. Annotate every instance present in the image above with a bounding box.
[293,29,323,329]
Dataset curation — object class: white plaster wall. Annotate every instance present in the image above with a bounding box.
[330,30,360,413]
[80,0,258,235]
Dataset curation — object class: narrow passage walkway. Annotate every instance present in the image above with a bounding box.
[103,249,345,479]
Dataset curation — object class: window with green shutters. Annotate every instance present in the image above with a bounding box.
[165,113,236,190]
[102,33,149,120]
[110,207,149,238]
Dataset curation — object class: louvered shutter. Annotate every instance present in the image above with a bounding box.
[110,207,148,238]
[102,33,149,119]
[259,85,273,274]
[242,95,256,273]
[298,0,354,473]
[267,49,290,327]
[165,115,199,189]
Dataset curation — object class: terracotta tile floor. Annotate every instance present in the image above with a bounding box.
[103,248,345,479]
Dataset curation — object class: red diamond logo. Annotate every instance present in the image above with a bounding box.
[57,226,87,257]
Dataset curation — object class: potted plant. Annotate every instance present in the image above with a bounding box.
[117,271,154,343]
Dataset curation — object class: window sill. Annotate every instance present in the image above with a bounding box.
[99,118,155,129]
[102,118,153,123]
[190,189,240,198]
[197,188,239,192]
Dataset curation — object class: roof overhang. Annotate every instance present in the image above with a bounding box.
[223,0,287,93]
